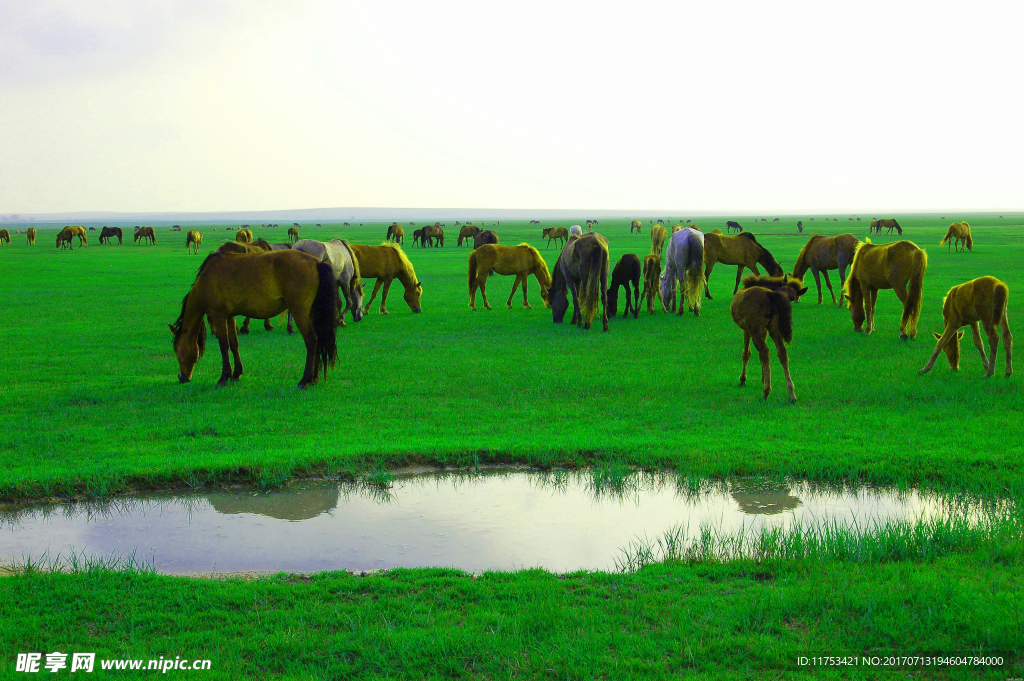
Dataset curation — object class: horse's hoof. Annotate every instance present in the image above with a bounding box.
[524,304,532,309]
[215,380,228,389]
[899,333,909,341]
[238,327,249,335]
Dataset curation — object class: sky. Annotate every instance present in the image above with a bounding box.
[1,0,1022,214]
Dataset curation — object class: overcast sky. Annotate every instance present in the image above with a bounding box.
[2,0,1022,214]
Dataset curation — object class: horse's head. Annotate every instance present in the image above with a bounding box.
[607,287,619,317]
[405,281,422,313]
[350,275,365,322]
[169,315,205,383]
[933,330,964,370]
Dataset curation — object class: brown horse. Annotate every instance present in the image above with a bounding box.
[457,225,480,246]
[134,226,156,244]
[56,229,74,249]
[726,221,743,233]
[349,243,422,314]
[467,243,551,310]
[844,239,927,339]
[0,229,9,245]
[650,224,667,257]
[63,225,89,246]
[473,230,498,249]
[607,253,641,319]
[186,230,203,254]
[731,275,807,402]
[386,223,404,244]
[26,227,36,245]
[422,224,444,247]
[630,219,642,233]
[549,233,610,331]
[877,219,902,235]
[919,276,1012,378]
[287,227,300,243]
[940,222,972,252]
[99,226,123,245]
[217,239,281,333]
[641,255,661,314]
[169,250,338,388]
[703,230,783,299]
[789,233,859,305]
[235,229,253,243]
[542,227,569,249]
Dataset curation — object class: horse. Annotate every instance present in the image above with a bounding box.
[660,227,705,316]
[796,220,803,233]
[568,225,583,238]
[0,229,9,245]
[26,227,36,245]
[216,239,282,333]
[844,239,927,339]
[731,275,808,402]
[868,219,879,235]
[650,224,668,257]
[772,218,780,223]
[64,225,88,246]
[349,243,422,314]
[467,243,551,310]
[56,229,74,249]
[235,229,253,243]
[422,224,444,247]
[457,225,480,246]
[99,226,123,245]
[290,239,364,330]
[703,230,783,299]
[542,227,568,249]
[473,230,498,249]
[287,227,300,243]
[940,222,973,252]
[919,276,1012,378]
[641,255,661,314]
[630,219,642,233]
[789,233,860,305]
[412,229,426,247]
[607,253,641,319]
[169,250,339,388]
[186,230,203,254]
[878,219,902,235]
[386,224,404,244]
[549,233,610,331]
[726,220,743,233]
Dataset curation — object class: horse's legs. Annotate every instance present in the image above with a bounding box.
[478,276,492,311]
[601,271,609,332]
[893,283,910,338]
[507,275,522,309]
[209,315,232,386]
[703,261,715,299]
[739,331,751,386]
[338,281,351,327]
[865,289,878,334]
[821,270,838,306]
[469,271,479,311]
[838,265,848,306]
[290,311,319,388]
[364,279,384,313]
[378,280,393,314]
[771,330,796,403]
[811,269,824,304]
[264,318,274,331]
[569,282,582,326]
[239,317,252,335]
[522,275,531,309]
[733,265,744,295]
[752,332,772,399]
[228,318,243,380]
[1001,313,1013,377]
[978,321,997,377]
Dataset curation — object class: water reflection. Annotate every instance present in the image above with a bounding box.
[206,487,340,521]
[730,481,802,515]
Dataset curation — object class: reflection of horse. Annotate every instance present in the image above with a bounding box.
[291,238,364,328]
[206,485,340,520]
[169,250,338,387]
[731,275,807,402]
[186,230,203,254]
[99,226,123,245]
[641,255,661,314]
[845,239,927,339]
[660,228,705,316]
[26,227,36,245]
[542,227,568,249]
[919,276,1012,378]
[608,254,641,319]
[457,225,480,246]
[468,243,551,310]
[550,233,610,331]
[349,243,422,314]
[630,219,642,233]
[940,222,972,252]
[730,481,802,515]
[703,230,782,299]
[789,234,859,305]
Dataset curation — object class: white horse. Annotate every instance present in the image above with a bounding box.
[569,224,583,238]
[660,227,705,316]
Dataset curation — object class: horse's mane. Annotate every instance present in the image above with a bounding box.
[791,235,825,278]
[338,239,361,283]
[737,232,758,243]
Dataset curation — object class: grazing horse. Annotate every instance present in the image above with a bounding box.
[660,227,705,316]
[132,226,155,244]
[607,253,641,319]
[26,227,36,245]
[641,255,661,314]
[412,229,426,247]
[650,224,668,257]
[868,219,880,235]
[630,219,642,233]
[186,230,203,254]
[99,226,123,245]
[467,243,552,310]
[64,225,88,246]
[0,229,9,245]
[473,230,498,249]
[796,220,803,233]
[217,239,280,333]
[457,225,480,246]
[568,225,583,238]
[844,239,927,339]
[386,223,404,244]
[422,224,444,247]
[731,275,807,402]
[349,243,422,314]
[703,230,783,299]
[789,233,860,305]
[542,227,568,249]
[878,218,902,235]
[56,229,74,249]
[940,222,973,252]
[919,276,1012,378]
[291,238,365,329]
[549,233,610,331]
[726,220,743,233]
[235,229,253,243]
[169,250,338,388]
[287,227,300,243]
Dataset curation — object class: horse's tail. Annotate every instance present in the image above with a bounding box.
[684,235,704,312]
[768,291,794,344]
[940,226,952,246]
[311,261,339,379]
[903,248,927,338]
[580,246,604,327]
[993,281,1008,327]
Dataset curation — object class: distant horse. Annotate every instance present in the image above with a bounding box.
[64,225,88,246]
[412,229,426,247]
[291,238,365,328]
[26,227,36,245]
[703,231,783,299]
[650,224,668,257]
[467,243,551,310]
[457,225,480,246]
[473,230,498,249]
[568,225,583,238]
[235,229,253,243]
[607,253,641,319]
[630,219,642,233]
[772,218,780,223]
[641,255,661,314]
[940,222,973,252]
[878,219,902,235]
[0,229,9,245]
[660,227,705,316]
[919,276,1012,378]
[422,224,444,247]
[99,226,123,245]
[542,227,568,249]
[349,243,422,314]
[287,227,300,243]
[868,220,880,235]
[731,275,808,402]
[56,229,74,249]
[131,226,154,244]
[789,233,859,305]
[186,230,203,254]
[796,220,803,233]
[386,223,404,244]
[671,224,685,233]
[726,221,743,233]
[845,239,927,339]
[168,250,338,388]
[549,233,610,331]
